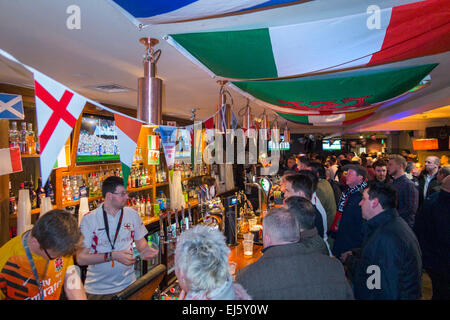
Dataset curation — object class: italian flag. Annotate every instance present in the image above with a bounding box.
[0,147,22,176]
[167,0,449,80]
[114,114,143,189]
[229,63,437,125]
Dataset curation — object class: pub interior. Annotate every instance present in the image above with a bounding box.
[0,0,449,301]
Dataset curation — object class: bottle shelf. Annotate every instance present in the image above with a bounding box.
[62,195,103,208]
[21,154,40,158]
[156,182,169,187]
[127,184,153,193]
[10,205,58,221]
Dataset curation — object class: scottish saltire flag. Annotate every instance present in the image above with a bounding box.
[167,0,449,80]
[114,114,142,189]
[109,0,302,26]
[0,93,24,119]
[34,71,87,186]
[230,63,437,125]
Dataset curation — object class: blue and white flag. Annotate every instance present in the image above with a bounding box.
[220,105,227,133]
[231,110,238,130]
[0,93,24,119]
[109,0,302,26]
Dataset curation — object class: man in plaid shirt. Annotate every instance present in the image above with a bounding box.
[388,155,419,228]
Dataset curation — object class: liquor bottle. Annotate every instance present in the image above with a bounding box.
[131,168,136,189]
[79,176,89,198]
[28,176,37,209]
[9,181,16,215]
[19,122,28,154]
[88,173,96,198]
[35,177,46,208]
[140,196,146,217]
[72,177,80,201]
[9,121,20,149]
[44,180,55,204]
[145,168,151,185]
[141,168,146,187]
[26,123,36,154]
[146,196,152,217]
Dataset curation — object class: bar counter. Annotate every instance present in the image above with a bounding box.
[228,240,264,272]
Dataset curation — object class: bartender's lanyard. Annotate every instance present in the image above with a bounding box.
[22,231,49,300]
[102,206,124,251]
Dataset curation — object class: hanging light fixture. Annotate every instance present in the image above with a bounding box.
[137,37,162,126]
[238,98,254,137]
[272,115,280,142]
[283,122,290,143]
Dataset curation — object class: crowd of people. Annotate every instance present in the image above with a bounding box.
[1,150,448,300]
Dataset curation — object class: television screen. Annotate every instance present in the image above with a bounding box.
[76,114,120,164]
[322,139,342,150]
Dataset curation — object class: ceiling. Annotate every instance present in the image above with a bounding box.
[0,0,449,135]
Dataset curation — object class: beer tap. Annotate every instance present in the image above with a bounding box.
[166,210,174,246]
[159,213,165,255]
[188,202,192,228]
[174,208,181,236]
[181,207,186,232]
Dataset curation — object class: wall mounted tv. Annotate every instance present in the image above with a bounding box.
[322,139,342,151]
[76,114,120,165]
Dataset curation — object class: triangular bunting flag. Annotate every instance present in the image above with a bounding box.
[114,113,143,189]
[204,116,214,129]
[156,125,178,170]
[231,110,238,130]
[34,71,86,186]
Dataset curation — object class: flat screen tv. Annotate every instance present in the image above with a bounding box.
[322,139,342,151]
[76,114,120,165]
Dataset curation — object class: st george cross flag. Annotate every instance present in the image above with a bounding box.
[167,0,449,80]
[0,147,22,176]
[230,64,437,125]
[0,93,24,119]
[34,71,86,186]
[114,113,143,189]
[110,0,301,25]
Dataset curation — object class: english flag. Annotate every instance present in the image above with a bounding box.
[34,71,86,186]
[0,147,22,176]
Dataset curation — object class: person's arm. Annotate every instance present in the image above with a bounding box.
[63,265,87,300]
[76,247,135,266]
[135,237,158,261]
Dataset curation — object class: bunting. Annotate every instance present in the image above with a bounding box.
[114,113,143,189]
[34,71,86,186]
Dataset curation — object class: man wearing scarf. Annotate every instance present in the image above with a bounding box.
[329,165,368,260]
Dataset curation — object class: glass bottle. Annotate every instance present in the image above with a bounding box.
[35,177,45,208]
[44,180,55,205]
[26,123,36,154]
[19,122,28,154]
[9,181,16,215]
[9,121,20,149]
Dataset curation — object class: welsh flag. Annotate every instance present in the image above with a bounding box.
[34,71,86,186]
[230,64,437,124]
[167,0,449,80]
[114,114,142,189]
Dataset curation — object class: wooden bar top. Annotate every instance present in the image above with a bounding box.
[228,240,264,272]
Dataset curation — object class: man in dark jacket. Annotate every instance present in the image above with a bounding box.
[343,182,422,300]
[330,164,367,260]
[284,196,329,256]
[418,156,440,208]
[414,176,450,300]
[388,154,418,228]
[236,208,353,300]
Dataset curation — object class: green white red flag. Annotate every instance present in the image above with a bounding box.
[167,0,449,80]
[114,114,142,189]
